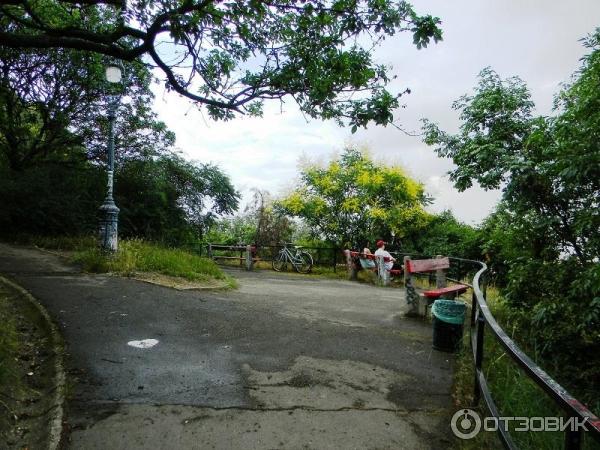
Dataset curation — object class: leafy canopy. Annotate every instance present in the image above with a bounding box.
[276,147,430,247]
[0,0,442,128]
[0,44,175,170]
[422,57,599,263]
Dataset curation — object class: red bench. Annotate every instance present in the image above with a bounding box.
[404,256,469,316]
[348,251,402,275]
[344,250,403,285]
[422,284,468,299]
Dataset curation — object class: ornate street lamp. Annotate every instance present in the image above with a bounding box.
[98,63,123,251]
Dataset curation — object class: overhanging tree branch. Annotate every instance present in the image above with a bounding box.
[0,0,443,126]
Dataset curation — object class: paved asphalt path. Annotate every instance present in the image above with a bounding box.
[0,243,457,450]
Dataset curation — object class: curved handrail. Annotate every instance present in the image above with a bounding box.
[466,258,600,449]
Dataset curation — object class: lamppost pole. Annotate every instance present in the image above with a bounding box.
[99,64,122,252]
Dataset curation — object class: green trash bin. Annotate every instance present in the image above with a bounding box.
[431,300,466,352]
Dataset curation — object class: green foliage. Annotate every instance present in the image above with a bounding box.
[204,216,257,246]
[424,30,600,406]
[73,239,235,287]
[116,155,239,244]
[0,0,442,128]
[0,44,174,171]
[0,153,105,236]
[245,189,293,246]
[276,147,430,247]
[0,150,239,244]
[404,210,480,260]
[0,25,238,244]
[205,189,294,246]
[423,67,534,192]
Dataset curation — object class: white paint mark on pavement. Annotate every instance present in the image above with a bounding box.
[128,339,159,349]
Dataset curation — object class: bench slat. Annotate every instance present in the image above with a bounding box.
[423,284,468,299]
[407,257,450,273]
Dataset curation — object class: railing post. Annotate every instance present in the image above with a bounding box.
[208,243,213,259]
[332,247,337,273]
[345,250,357,280]
[471,291,477,326]
[245,245,254,271]
[473,313,485,405]
[404,256,419,316]
[435,254,446,288]
[565,429,582,450]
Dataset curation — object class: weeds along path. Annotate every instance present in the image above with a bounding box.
[0,243,456,450]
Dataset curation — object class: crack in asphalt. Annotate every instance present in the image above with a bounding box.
[79,401,447,415]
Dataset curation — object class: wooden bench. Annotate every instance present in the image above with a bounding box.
[344,250,402,286]
[207,243,257,271]
[404,256,469,316]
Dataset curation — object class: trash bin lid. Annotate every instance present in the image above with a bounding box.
[432,299,466,324]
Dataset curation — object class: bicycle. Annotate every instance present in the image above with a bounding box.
[272,244,313,274]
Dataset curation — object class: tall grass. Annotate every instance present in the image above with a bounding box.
[72,239,235,287]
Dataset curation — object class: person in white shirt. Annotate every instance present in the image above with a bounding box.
[374,240,395,271]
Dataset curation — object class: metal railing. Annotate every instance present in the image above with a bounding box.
[464,257,600,449]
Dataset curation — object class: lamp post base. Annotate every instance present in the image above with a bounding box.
[99,198,120,252]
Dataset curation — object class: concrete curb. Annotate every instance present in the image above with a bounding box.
[0,275,66,450]
[130,274,231,291]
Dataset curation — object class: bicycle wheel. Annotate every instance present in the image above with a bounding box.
[272,252,287,272]
[295,251,313,274]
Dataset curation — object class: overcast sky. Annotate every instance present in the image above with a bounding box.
[152,0,600,225]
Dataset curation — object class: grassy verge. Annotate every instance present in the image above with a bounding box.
[0,289,20,416]
[0,282,59,448]
[73,240,237,289]
[16,235,237,289]
[453,287,599,450]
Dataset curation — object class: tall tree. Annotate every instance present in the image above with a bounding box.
[422,63,598,264]
[276,147,430,247]
[0,45,174,170]
[116,155,240,243]
[421,31,600,398]
[0,0,442,128]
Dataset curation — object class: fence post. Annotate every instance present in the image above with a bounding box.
[208,243,213,259]
[471,291,477,327]
[344,250,357,280]
[404,256,418,316]
[332,247,337,273]
[245,245,254,271]
[435,254,446,288]
[473,313,485,405]
[377,255,389,286]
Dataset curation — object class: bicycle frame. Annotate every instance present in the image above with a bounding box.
[278,246,305,267]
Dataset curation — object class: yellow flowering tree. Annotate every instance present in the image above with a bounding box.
[276,147,430,247]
